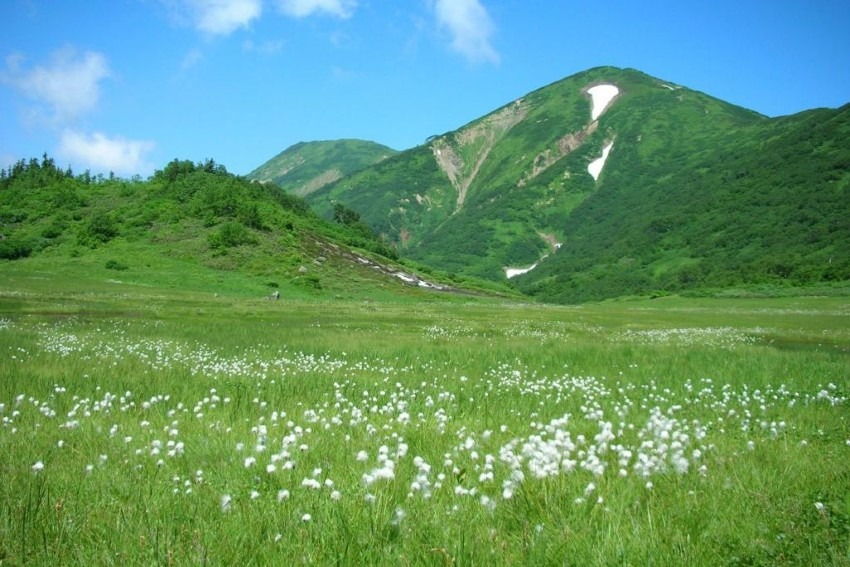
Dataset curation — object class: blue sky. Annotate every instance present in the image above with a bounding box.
[2,0,849,177]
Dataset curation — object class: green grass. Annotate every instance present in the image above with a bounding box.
[1,270,849,565]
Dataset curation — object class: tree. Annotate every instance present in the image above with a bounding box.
[333,203,361,225]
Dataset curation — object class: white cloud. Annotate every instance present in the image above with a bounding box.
[434,0,499,64]
[275,0,356,19]
[2,47,109,123]
[59,130,156,176]
[182,0,262,35]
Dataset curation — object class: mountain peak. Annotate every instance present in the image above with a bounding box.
[247,139,398,196]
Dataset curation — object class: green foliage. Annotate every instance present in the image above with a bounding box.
[77,212,119,247]
[105,259,129,271]
[208,221,257,250]
[332,202,361,225]
[0,238,32,260]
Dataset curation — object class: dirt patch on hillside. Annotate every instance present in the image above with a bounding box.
[518,121,598,187]
[296,169,342,196]
[431,99,527,210]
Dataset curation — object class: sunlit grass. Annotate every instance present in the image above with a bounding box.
[1,284,848,565]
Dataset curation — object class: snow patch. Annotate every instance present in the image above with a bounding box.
[588,142,614,181]
[587,84,619,121]
[505,263,538,279]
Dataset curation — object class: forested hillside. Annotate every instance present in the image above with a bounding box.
[518,104,850,301]
[281,67,849,301]
[0,155,471,298]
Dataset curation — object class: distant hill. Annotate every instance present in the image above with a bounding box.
[0,156,504,300]
[288,66,849,302]
[247,139,397,197]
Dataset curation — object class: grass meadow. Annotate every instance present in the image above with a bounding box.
[1,271,849,565]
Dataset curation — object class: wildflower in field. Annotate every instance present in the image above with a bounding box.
[277,489,290,502]
[250,490,260,500]
[301,513,311,522]
[815,502,825,512]
[244,456,257,468]
[266,464,276,474]
[220,494,232,513]
[391,507,405,526]
[330,490,341,501]
[32,461,44,473]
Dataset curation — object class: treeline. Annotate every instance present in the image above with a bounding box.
[0,155,396,262]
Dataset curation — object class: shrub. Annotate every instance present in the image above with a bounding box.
[77,213,119,247]
[105,259,129,271]
[208,222,257,249]
[0,238,32,260]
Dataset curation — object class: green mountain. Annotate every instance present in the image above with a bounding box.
[247,139,397,197]
[293,66,849,301]
[0,156,503,300]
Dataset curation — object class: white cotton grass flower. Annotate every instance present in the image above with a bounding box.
[815,502,826,512]
[391,507,405,526]
[32,461,45,473]
[277,489,290,502]
[301,513,312,522]
[220,494,232,512]
[330,490,341,501]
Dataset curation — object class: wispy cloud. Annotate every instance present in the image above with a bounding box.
[59,130,156,176]
[181,48,205,70]
[168,0,262,35]
[275,0,357,19]
[434,0,499,64]
[2,47,109,123]
[242,38,285,55]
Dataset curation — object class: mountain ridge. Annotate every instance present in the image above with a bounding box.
[247,139,397,197]
[255,66,849,302]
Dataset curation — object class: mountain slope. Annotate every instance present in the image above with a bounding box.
[247,139,397,197]
[296,66,849,300]
[0,157,500,300]
[518,103,850,302]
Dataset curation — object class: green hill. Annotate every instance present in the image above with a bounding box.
[0,156,506,301]
[293,66,849,301]
[247,139,397,197]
